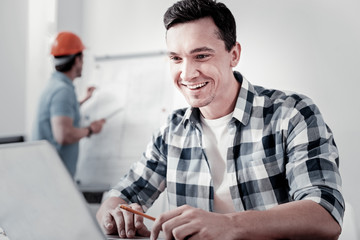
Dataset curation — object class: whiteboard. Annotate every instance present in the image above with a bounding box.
[75,54,186,188]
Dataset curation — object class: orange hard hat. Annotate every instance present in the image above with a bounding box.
[50,31,85,56]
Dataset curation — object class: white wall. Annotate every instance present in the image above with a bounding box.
[82,0,174,56]
[26,0,57,144]
[0,0,28,138]
[0,0,359,234]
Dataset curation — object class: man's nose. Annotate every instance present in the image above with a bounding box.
[180,60,199,81]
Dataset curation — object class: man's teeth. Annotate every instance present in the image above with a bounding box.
[187,82,207,89]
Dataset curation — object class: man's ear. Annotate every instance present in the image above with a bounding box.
[230,42,241,67]
[75,54,82,63]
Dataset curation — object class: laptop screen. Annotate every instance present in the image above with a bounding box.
[0,141,107,240]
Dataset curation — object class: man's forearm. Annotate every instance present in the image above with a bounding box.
[227,200,341,240]
[52,119,84,144]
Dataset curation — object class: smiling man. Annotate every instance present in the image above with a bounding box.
[167,17,241,120]
[96,0,345,239]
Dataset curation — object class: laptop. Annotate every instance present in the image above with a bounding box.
[0,140,152,240]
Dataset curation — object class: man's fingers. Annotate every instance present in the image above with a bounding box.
[151,205,195,240]
[151,205,184,233]
[136,223,151,237]
[102,203,150,238]
[102,212,116,234]
[132,205,150,236]
[87,86,96,93]
[121,205,136,238]
[112,205,126,238]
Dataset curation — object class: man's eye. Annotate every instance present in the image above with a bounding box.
[170,56,181,61]
[196,54,209,59]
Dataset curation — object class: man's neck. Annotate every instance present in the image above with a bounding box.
[200,80,241,120]
[63,71,76,82]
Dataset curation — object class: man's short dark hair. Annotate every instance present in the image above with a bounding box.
[55,52,82,72]
[163,0,236,52]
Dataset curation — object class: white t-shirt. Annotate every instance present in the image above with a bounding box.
[200,112,236,214]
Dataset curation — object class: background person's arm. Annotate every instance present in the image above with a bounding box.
[51,116,105,144]
[79,86,96,105]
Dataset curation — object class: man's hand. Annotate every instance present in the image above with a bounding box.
[96,197,150,238]
[80,86,96,105]
[89,118,106,135]
[151,201,341,240]
[151,205,234,240]
[86,86,96,98]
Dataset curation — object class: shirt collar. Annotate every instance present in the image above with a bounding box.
[232,71,254,126]
[182,71,254,128]
[51,71,74,89]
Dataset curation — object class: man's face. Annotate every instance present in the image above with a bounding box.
[75,54,83,78]
[166,17,238,110]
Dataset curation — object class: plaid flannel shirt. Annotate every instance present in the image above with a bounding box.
[113,71,344,225]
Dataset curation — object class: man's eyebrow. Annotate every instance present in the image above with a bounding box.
[190,47,215,54]
[167,47,215,56]
[167,51,178,56]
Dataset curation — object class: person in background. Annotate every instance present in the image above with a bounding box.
[96,0,345,239]
[32,31,105,178]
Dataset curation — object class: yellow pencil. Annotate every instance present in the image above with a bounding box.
[119,204,156,221]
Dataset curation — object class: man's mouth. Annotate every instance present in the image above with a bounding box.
[185,82,208,90]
